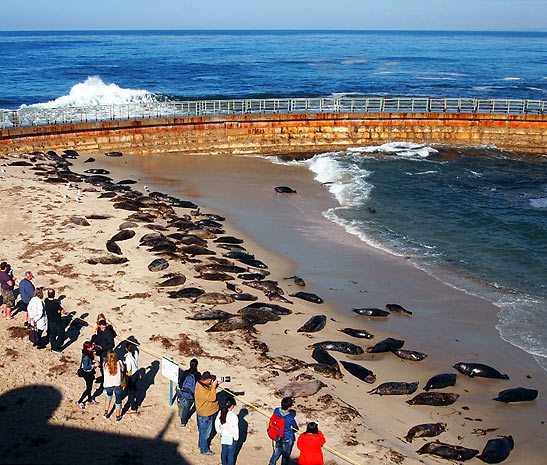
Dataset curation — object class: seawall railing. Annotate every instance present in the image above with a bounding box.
[1,97,546,129]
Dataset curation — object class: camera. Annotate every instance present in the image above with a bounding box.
[217,376,231,383]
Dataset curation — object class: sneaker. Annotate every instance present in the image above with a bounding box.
[75,402,85,410]
[201,451,215,456]
[87,401,99,406]
[180,423,187,427]
[103,412,109,419]
[51,350,63,355]
[116,415,122,422]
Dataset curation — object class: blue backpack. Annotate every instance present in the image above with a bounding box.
[181,373,196,400]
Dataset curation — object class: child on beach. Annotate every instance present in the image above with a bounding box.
[76,341,100,409]
[296,422,326,465]
[214,397,239,465]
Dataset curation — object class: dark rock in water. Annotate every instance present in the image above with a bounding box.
[290,292,324,304]
[416,442,479,461]
[239,302,292,316]
[148,258,169,272]
[84,157,95,163]
[106,151,123,157]
[119,221,138,230]
[87,256,128,265]
[368,381,419,395]
[424,373,457,391]
[187,310,235,320]
[213,236,244,244]
[275,186,297,194]
[492,387,538,403]
[8,161,33,166]
[106,241,123,255]
[168,287,204,299]
[407,392,459,406]
[340,361,376,384]
[240,307,281,325]
[477,435,514,464]
[366,337,405,354]
[110,229,136,242]
[157,275,186,287]
[297,315,327,333]
[84,168,110,175]
[405,423,447,443]
[118,179,137,185]
[70,216,90,226]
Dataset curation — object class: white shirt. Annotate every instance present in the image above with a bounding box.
[27,296,47,331]
[124,351,139,375]
[215,410,239,442]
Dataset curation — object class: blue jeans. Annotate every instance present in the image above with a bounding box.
[221,441,237,465]
[177,397,194,425]
[105,385,123,410]
[269,437,294,465]
[197,413,214,454]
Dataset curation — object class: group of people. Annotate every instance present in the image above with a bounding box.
[175,358,326,465]
[2,262,327,464]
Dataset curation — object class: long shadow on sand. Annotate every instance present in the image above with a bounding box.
[0,385,192,465]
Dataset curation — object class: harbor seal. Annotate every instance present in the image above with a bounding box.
[306,363,343,380]
[87,256,129,265]
[289,292,324,304]
[340,361,376,384]
[477,436,514,464]
[194,293,235,305]
[492,387,538,403]
[240,302,292,316]
[297,315,327,333]
[366,337,405,353]
[213,236,244,244]
[186,310,235,320]
[306,341,364,355]
[352,308,390,317]
[240,307,281,325]
[391,349,427,361]
[406,392,459,406]
[110,229,136,242]
[181,245,216,256]
[206,315,254,332]
[274,379,326,398]
[148,259,169,272]
[238,273,266,281]
[284,275,305,287]
[311,347,340,370]
[274,186,297,194]
[405,423,447,443]
[70,216,90,226]
[243,280,284,295]
[368,382,418,396]
[168,287,204,299]
[453,362,509,380]
[198,271,235,281]
[231,293,258,301]
[385,303,413,316]
[424,373,457,391]
[417,442,479,461]
[156,275,186,287]
[106,240,123,255]
[337,328,374,339]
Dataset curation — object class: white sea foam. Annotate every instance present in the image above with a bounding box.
[348,142,438,159]
[503,77,522,81]
[529,197,547,209]
[21,76,156,109]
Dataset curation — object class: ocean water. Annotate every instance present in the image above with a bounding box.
[0,30,546,369]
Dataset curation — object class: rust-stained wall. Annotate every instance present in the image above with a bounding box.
[1,112,546,155]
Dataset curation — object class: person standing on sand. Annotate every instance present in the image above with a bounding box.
[18,271,35,327]
[214,397,239,465]
[92,317,117,392]
[296,422,326,465]
[44,288,64,355]
[27,288,47,348]
[177,358,200,426]
[269,397,298,465]
[75,341,100,410]
[123,342,139,414]
[0,261,16,320]
[103,349,124,422]
[194,371,223,455]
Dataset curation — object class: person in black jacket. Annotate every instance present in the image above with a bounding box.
[91,318,117,393]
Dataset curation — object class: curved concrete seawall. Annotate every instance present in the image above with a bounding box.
[1,111,546,155]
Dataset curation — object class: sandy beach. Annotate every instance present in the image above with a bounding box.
[0,150,545,465]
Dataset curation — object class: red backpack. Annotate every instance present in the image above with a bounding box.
[267,412,285,441]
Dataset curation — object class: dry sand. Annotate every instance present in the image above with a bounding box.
[0,150,544,465]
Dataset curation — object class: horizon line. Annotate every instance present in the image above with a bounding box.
[1,28,547,33]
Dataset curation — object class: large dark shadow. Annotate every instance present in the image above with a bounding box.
[0,385,191,464]
[136,360,160,407]
[234,408,249,464]
[61,312,89,351]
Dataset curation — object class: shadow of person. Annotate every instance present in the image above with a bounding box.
[0,385,192,465]
[137,360,160,407]
[234,407,249,464]
[61,313,89,351]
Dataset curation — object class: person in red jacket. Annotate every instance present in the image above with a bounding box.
[297,422,326,465]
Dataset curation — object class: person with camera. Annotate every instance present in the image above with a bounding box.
[268,397,298,465]
[296,422,326,465]
[177,358,200,427]
[194,371,223,456]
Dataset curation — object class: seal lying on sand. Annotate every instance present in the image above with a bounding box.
[385,303,413,315]
[148,259,169,272]
[424,373,457,391]
[106,241,123,255]
[366,337,404,353]
[206,316,254,332]
[284,275,305,287]
[240,307,281,325]
[186,310,235,320]
[244,280,284,295]
[110,229,136,242]
[337,328,374,339]
[290,292,324,304]
[239,302,292,316]
[453,362,509,380]
[492,387,538,403]
[311,347,340,371]
[168,287,204,299]
[477,436,514,464]
[406,392,459,406]
[156,275,186,287]
[306,363,343,380]
[405,423,447,443]
[297,315,327,333]
[368,382,418,396]
[306,341,364,355]
[194,293,235,305]
[340,361,376,384]
[87,256,128,265]
[392,349,427,361]
[231,293,258,301]
[274,379,326,398]
[352,308,390,317]
[417,441,478,461]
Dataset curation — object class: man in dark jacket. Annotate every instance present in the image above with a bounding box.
[269,397,298,465]
[44,288,64,355]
